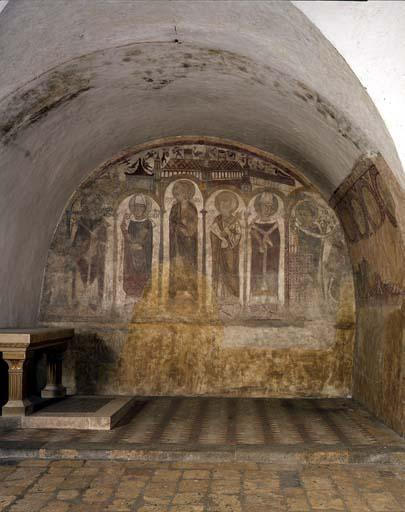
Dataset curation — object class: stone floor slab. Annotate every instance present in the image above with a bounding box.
[0,398,404,464]
[0,459,402,511]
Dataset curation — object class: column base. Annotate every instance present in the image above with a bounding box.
[2,398,33,416]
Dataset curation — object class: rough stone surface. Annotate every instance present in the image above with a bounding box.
[0,458,404,511]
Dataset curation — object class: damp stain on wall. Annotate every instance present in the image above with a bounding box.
[0,69,92,144]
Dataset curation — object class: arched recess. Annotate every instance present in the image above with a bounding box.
[39,137,356,399]
[0,1,403,434]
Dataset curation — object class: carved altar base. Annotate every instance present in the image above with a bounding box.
[0,328,73,416]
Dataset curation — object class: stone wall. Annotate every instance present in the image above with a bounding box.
[40,138,355,397]
[330,155,405,435]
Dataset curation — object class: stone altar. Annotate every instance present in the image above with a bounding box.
[0,328,73,416]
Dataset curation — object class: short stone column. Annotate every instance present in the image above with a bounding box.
[41,350,66,398]
[0,328,73,416]
[2,353,33,416]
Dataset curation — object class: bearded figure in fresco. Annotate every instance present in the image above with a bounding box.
[210,191,242,301]
[250,192,281,299]
[169,180,198,301]
[121,194,153,298]
[70,197,108,309]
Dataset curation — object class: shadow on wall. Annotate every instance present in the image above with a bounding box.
[65,333,117,395]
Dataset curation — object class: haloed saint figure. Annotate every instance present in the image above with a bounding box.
[250,192,280,298]
[121,194,153,298]
[210,191,241,301]
[169,180,198,301]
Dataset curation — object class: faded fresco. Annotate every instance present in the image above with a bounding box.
[330,155,405,434]
[40,139,355,397]
[331,158,402,305]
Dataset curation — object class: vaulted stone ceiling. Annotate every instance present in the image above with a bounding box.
[0,0,401,326]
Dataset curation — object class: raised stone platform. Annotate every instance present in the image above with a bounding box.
[21,396,137,430]
[0,398,404,464]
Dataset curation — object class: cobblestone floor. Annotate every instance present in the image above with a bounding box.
[0,459,404,511]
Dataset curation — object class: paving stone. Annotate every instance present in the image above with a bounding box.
[47,467,74,476]
[182,470,210,479]
[143,493,173,505]
[105,499,134,511]
[31,476,65,493]
[151,469,182,482]
[170,506,204,512]
[0,483,32,496]
[211,479,240,494]
[40,502,69,512]
[0,496,17,511]
[56,489,80,500]
[363,491,402,511]
[285,489,310,511]
[244,494,285,508]
[178,479,210,493]
[306,490,346,510]
[58,477,92,490]
[206,494,242,512]
[115,484,144,499]
[69,467,99,477]
[172,492,205,505]
[0,456,404,511]
[144,481,177,496]
[82,486,114,503]
[8,493,52,512]
[212,469,241,480]
[4,469,41,481]
[137,506,169,512]
[69,505,108,512]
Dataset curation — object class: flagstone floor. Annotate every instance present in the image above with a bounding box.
[0,458,404,511]
[1,398,405,510]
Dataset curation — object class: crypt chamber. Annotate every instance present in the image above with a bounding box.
[0,0,404,444]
